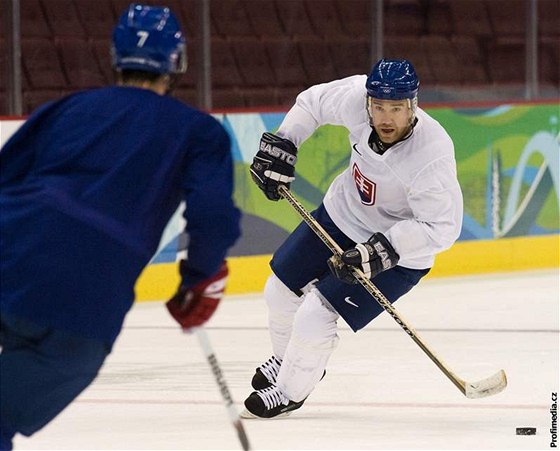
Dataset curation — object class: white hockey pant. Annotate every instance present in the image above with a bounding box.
[264,273,304,358]
[265,275,340,402]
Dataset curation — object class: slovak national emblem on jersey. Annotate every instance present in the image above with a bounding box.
[352,163,376,205]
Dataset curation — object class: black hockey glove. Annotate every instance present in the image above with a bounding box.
[250,132,298,201]
[328,233,400,284]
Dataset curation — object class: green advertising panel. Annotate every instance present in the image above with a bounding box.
[152,103,559,262]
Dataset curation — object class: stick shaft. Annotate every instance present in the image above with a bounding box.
[194,327,251,451]
[278,186,467,394]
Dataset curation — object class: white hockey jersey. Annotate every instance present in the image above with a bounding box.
[276,75,463,269]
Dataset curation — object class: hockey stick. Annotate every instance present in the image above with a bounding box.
[278,185,507,399]
[192,327,251,451]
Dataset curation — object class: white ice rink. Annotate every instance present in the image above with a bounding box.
[14,269,559,451]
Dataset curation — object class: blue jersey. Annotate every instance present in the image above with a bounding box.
[0,86,241,344]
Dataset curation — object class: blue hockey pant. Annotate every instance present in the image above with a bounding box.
[270,203,430,331]
[0,314,109,450]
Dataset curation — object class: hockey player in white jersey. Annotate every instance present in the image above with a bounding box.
[244,59,463,419]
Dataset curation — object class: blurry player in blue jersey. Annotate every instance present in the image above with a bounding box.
[243,59,463,418]
[0,4,240,449]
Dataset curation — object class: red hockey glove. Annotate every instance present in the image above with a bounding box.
[166,262,229,329]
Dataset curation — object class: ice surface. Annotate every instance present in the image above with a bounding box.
[14,269,559,450]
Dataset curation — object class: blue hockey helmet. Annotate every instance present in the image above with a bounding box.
[112,3,187,74]
[365,59,419,100]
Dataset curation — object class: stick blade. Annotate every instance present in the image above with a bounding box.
[465,369,507,399]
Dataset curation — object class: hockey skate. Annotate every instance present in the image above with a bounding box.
[251,355,282,390]
[252,355,326,390]
[240,385,305,419]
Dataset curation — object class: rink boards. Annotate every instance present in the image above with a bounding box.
[1,101,558,301]
[134,233,559,300]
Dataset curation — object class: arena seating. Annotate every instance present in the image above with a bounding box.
[21,37,67,89]
[304,0,345,39]
[243,1,285,37]
[448,0,493,37]
[75,0,115,38]
[20,0,51,37]
[41,0,87,37]
[336,0,372,38]
[297,37,339,83]
[3,0,559,114]
[57,38,107,88]
[425,1,453,37]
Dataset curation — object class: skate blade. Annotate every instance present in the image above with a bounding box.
[239,408,292,420]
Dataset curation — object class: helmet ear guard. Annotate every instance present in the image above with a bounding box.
[112,3,187,75]
[407,96,418,117]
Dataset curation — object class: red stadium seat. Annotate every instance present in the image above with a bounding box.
[327,37,370,79]
[539,41,560,86]
[242,87,278,108]
[0,91,6,115]
[41,0,87,37]
[305,0,345,38]
[276,86,303,108]
[264,38,307,86]
[0,38,6,90]
[174,88,198,107]
[211,0,255,38]
[384,0,425,36]
[538,0,560,38]
[426,0,453,36]
[275,0,316,37]
[21,37,67,89]
[212,38,244,88]
[90,39,114,86]
[23,89,63,114]
[297,38,338,85]
[486,38,525,83]
[213,87,246,109]
[385,36,435,84]
[74,0,116,38]
[242,0,285,37]
[422,36,462,84]
[451,36,488,84]
[231,38,276,87]
[336,0,370,38]
[20,0,51,37]
[56,38,107,89]
[486,0,526,37]
[448,0,492,36]
[11,0,558,113]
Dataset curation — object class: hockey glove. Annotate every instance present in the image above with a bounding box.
[166,261,228,329]
[328,233,399,284]
[250,132,298,201]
